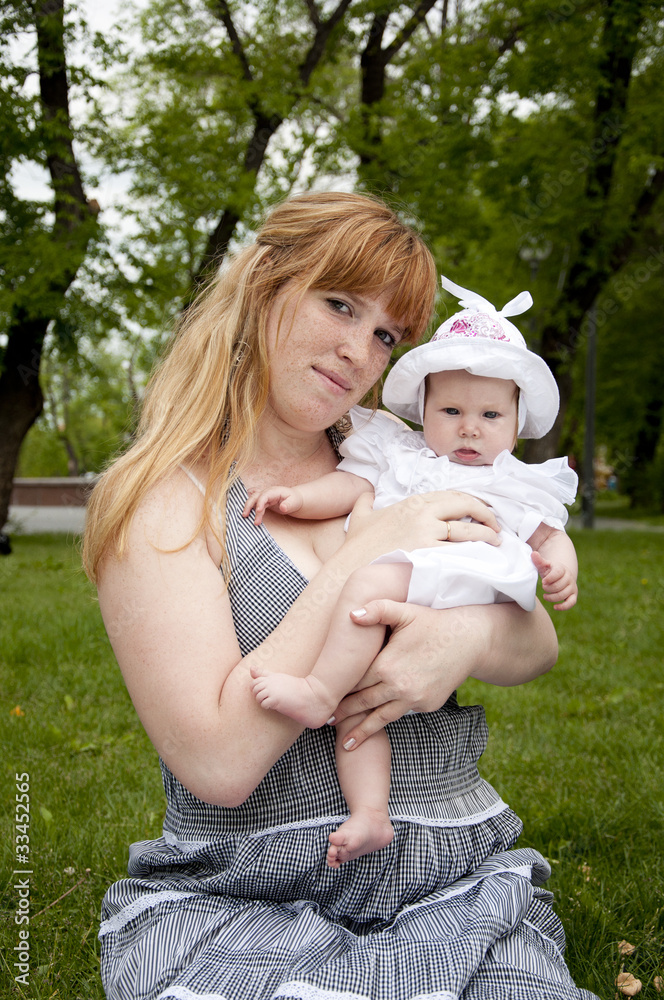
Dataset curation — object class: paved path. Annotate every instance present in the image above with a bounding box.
[4,505,87,535]
[568,516,664,533]
[4,506,663,536]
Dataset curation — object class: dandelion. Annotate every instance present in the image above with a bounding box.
[10,705,25,717]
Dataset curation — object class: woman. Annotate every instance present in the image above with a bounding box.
[84,192,595,1000]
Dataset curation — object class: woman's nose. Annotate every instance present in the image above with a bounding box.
[338,330,372,368]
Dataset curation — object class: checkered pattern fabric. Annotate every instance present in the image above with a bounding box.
[99,429,597,1000]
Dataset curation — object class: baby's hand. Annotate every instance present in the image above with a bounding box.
[531,551,578,610]
[242,486,304,526]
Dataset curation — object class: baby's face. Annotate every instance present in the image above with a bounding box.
[422,369,518,466]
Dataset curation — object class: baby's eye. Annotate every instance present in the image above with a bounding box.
[375,329,398,348]
[483,411,499,419]
[443,407,460,415]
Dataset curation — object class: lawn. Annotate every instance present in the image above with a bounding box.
[1,530,663,999]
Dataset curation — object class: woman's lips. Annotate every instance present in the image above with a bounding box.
[313,366,352,395]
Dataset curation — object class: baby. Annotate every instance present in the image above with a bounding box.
[244,275,578,868]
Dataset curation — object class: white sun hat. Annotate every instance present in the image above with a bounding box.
[382,274,560,439]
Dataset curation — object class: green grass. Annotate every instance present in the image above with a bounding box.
[1,531,663,999]
[1,536,165,999]
[461,528,664,999]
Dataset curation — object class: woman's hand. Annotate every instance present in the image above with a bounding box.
[344,490,501,564]
[330,598,557,750]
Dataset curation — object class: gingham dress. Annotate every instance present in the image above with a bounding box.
[99,433,597,1000]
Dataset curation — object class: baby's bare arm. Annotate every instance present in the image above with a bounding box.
[528,524,578,610]
[244,470,373,525]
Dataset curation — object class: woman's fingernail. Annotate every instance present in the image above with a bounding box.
[351,608,367,618]
[343,738,356,750]
[326,716,336,725]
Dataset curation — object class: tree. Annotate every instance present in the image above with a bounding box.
[518,0,664,462]
[18,337,139,477]
[101,0,363,313]
[342,0,664,465]
[100,0,456,320]
[0,0,105,529]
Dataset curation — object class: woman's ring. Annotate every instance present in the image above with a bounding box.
[445,520,452,541]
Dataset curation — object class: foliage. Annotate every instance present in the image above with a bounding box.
[17,337,139,476]
[3,0,663,495]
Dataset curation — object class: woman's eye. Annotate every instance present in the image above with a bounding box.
[327,298,351,315]
[375,329,397,348]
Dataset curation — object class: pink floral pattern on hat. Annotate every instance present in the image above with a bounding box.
[433,313,509,343]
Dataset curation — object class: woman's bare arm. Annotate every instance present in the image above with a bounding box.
[97,477,503,807]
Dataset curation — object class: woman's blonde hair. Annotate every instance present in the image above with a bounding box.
[83,191,437,582]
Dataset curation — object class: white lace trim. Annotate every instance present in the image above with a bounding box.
[99,891,197,937]
[392,797,508,827]
[157,988,229,1000]
[247,816,349,838]
[522,918,566,963]
[275,986,456,1000]
[163,828,211,851]
[247,799,507,840]
[410,994,457,1000]
[394,864,534,921]
[274,984,370,1000]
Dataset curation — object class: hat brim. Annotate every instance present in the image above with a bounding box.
[383,338,559,439]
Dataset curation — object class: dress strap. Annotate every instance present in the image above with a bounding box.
[179,465,207,496]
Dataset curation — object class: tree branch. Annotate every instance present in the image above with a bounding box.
[299,0,354,87]
[302,0,321,30]
[383,0,439,64]
[212,0,253,82]
[192,0,357,287]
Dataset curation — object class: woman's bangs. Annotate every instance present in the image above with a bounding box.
[313,236,435,344]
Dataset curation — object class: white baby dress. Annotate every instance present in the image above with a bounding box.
[338,407,578,612]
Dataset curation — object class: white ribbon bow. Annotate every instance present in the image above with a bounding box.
[441,275,532,319]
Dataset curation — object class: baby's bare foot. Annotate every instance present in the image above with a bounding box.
[326,809,394,868]
[250,668,335,727]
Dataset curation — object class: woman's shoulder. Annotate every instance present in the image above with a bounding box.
[114,467,224,572]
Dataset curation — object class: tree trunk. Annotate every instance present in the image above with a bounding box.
[0,313,49,528]
[524,0,646,461]
[191,112,283,293]
[0,0,94,533]
[357,2,439,188]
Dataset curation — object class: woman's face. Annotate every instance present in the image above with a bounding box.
[264,283,405,433]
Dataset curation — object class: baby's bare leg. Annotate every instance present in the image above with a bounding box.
[327,713,393,868]
[251,562,412,727]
